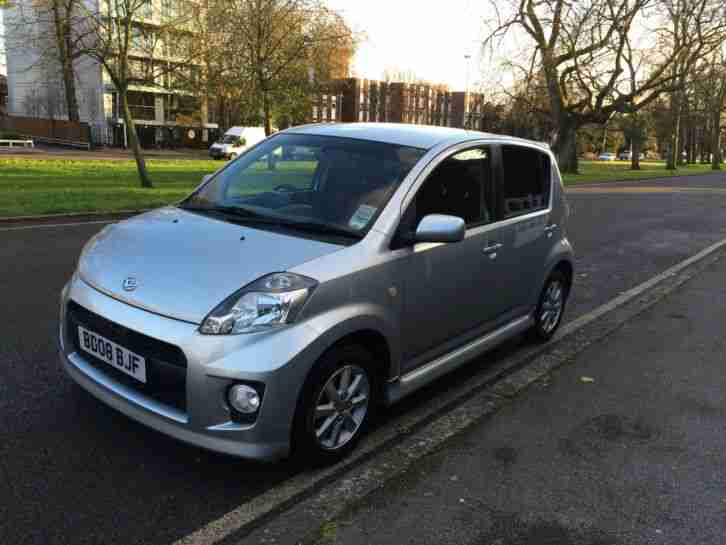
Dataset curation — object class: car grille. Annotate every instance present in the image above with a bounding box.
[66,301,188,412]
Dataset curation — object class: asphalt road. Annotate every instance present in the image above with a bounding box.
[307,235,726,545]
[2,172,726,545]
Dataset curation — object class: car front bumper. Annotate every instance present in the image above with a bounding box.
[59,274,322,461]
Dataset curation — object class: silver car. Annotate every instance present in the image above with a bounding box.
[59,123,574,464]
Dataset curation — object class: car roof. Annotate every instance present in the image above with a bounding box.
[283,123,549,151]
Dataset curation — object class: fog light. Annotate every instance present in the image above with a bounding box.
[228,384,261,414]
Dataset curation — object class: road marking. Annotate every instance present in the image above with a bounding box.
[0,220,113,232]
[172,233,726,545]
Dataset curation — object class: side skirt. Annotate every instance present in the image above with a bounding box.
[383,314,534,405]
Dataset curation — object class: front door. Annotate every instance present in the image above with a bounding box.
[396,145,512,370]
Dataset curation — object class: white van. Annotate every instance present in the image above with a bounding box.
[209,127,267,160]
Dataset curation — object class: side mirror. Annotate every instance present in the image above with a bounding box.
[415,214,465,243]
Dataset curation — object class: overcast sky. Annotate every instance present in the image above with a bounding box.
[0,2,502,85]
[327,0,491,90]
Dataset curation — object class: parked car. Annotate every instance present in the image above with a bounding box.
[209,126,267,160]
[618,151,644,161]
[59,124,574,464]
[598,152,616,161]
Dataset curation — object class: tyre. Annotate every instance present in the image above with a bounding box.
[229,153,237,160]
[528,270,569,343]
[292,344,377,466]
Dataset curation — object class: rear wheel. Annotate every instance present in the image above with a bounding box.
[529,270,569,342]
[229,153,238,160]
[292,344,377,466]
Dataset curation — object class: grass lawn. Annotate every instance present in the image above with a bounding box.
[0,156,722,218]
[0,158,218,217]
[562,159,718,185]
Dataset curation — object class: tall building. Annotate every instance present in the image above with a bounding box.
[3,0,217,147]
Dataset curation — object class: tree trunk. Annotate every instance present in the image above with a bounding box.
[554,121,579,174]
[712,110,722,170]
[52,0,81,122]
[262,89,272,136]
[61,30,80,122]
[666,94,681,170]
[631,139,642,170]
[120,91,153,188]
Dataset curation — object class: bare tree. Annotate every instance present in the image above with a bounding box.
[699,52,726,169]
[21,87,44,117]
[484,0,726,173]
[49,0,83,122]
[74,0,196,187]
[661,0,726,169]
[5,0,85,122]
[619,110,652,170]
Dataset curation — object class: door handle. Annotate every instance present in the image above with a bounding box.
[483,243,503,253]
[483,243,503,259]
[544,224,558,238]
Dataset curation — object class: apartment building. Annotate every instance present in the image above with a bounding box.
[3,0,217,147]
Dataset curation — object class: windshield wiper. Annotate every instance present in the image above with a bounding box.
[180,205,362,239]
[275,218,363,239]
[180,205,278,223]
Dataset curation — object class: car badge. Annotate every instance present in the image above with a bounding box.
[122,277,138,292]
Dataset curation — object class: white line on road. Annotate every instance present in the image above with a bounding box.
[0,220,114,232]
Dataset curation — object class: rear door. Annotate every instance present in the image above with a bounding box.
[493,144,555,312]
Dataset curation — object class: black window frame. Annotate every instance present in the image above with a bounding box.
[495,143,552,220]
[392,144,498,248]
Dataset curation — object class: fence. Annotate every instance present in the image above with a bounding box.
[1,115,91,148]
[311,78,494,131]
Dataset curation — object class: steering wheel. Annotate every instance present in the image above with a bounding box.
[274,184,298,192]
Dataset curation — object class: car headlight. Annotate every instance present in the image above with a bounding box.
[200,273,317,335]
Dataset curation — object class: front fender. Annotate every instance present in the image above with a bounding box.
[304,303,401,379]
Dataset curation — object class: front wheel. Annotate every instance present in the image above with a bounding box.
[529,271,569,342]
[292,345,377,466]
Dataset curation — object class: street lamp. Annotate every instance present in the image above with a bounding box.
[464,54,472,95]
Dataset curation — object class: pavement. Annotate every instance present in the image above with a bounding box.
[2,172,726,544]
[299,246,726,545]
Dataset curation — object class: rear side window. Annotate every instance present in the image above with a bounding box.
[501,145,551,219]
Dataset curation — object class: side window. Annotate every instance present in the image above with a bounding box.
[501,145,551,219]
[413,146,494,228]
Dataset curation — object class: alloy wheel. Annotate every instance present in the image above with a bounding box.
[313,365,370,451]
[539,279,564,334]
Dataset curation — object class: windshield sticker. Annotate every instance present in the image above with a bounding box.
[349,205,377,229]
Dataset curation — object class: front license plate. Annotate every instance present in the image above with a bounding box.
[77,326,147,383]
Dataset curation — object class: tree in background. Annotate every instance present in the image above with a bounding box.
[483,0,726,174]
[74,0,196,188]
[48,0,82,122]
[619,109,652,170]
[5,0,84,122]
[661,0,726,170]
[697,52,726,169]
[224,0,355,136]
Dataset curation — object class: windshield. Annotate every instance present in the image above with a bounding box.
[183,133,426,239]
[221,134,240,144]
